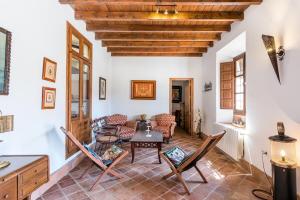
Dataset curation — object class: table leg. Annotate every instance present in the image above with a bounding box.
[131,142,135,163]
[158,143,162,164]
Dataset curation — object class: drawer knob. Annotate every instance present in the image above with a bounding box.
[4,194,9,199]
[34,169,38,173]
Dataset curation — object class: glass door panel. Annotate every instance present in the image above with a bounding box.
[71,57,80,119]
[82,63,90,118]
[71,34,80,54]
[83,43,90,60]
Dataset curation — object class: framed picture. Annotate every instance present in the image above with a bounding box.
[99,77,106,100]
[131,80,156,100]
[172,86,182,103]
[42,87,56,109]
[42,57,57,82]
[0,27,12,95]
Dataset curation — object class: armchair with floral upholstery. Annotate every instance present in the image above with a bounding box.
[106,114,137,140]
[150,113,176,143]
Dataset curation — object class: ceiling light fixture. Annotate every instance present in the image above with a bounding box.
[154,1,178,16]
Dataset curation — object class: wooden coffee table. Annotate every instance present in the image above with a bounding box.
[130,130,163,164]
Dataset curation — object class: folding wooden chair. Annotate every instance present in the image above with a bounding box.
[60,127,129,191]
[160,131,226,195]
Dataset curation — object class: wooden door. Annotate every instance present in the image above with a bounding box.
[67,55,81,155]
[184,81,191,135]
[66,23,92,158]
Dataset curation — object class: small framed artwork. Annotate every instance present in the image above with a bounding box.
[131,80,156,100]
[42,57,57,82]
[42,87,56,109]
[172,86,182,103]
[99,77,106,100]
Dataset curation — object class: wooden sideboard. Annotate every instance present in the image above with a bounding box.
[0,155,49,200]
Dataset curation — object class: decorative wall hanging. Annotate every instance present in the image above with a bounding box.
[131,80,156,100]
[99,77,106,100]
[42,57,57,82]
[0,110,14,133]
[42,87,56,109]
[0,27,12,95]
[204,82,212,92]
[172,86,182,103]
[262,35,285,84]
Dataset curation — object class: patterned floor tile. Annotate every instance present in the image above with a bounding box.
[39,128,264,200]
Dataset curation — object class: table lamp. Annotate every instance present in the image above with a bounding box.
[269,122,297,200]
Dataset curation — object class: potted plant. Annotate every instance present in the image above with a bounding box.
[194,108,203,138]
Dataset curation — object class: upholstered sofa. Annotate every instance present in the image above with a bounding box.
[150,113,176,143]
[106,114,137,140]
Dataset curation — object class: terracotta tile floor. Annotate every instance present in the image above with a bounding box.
[39,129,270,200]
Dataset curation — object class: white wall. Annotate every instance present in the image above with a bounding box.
[201,0,300,193]
[111,57,202,131]
[0,0,112,173]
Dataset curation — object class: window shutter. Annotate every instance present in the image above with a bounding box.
[220,62,234,109]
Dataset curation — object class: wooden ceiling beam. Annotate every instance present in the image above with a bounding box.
[102,41,213,47]
[76,11,243,22]
[107,47,207,53]
[86,23,230,32]
[111,52,202,57]
[96,32,220,41]
[60,0,262,6]
[60,0,261,57]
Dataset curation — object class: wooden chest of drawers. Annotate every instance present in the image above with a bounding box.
[0,177,17,200]
[0,155,49,200]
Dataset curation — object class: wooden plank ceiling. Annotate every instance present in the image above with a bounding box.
[60,0,262,57]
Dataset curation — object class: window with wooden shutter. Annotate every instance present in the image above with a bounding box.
[220,62,234,109]
[233,53,246,116]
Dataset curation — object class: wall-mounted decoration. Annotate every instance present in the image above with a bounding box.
[42,87,56,109]
[0,27,12,95]
[204,82,212,92]
[99,77,106,100]
[131,80,156,100]
[0,110,14,133]
[172,86,182,103]
[262,35,285,84]
[42,57,57,82]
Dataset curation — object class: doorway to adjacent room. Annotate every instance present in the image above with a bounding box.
[169,78,194,136]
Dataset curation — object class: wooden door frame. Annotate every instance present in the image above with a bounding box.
[169,78,194,136]
[66,22,93,158]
